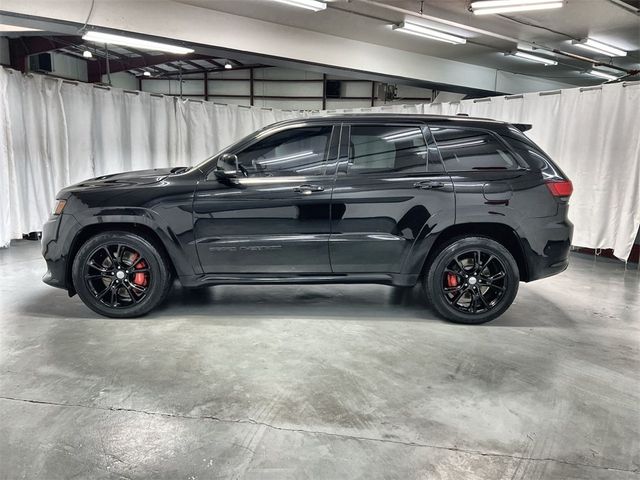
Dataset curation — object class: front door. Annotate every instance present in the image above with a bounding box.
[193,123,338,274]
[329,122,455,273]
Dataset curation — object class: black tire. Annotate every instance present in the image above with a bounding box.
[423,236,519,324]
[72,231,173,318]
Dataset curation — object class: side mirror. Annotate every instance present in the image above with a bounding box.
[216,153,239,177]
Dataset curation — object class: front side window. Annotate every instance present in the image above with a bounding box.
[236,126,333,176]
[430,127,518,171]
[347,125,428,174]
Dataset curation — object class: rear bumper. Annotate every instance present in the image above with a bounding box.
[521,217,573,282]
[41,213,82,292]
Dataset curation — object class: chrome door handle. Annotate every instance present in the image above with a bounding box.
[293,184,324,194]
[413,181,445,190]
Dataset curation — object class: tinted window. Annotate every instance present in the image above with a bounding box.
[348,125,427,174]
[431,127,518,171]
[237,126,332,176]
[502,128,548,170]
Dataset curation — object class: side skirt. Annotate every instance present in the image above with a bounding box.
[178,273,419,288]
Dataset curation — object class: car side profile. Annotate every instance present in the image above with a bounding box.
[42,114,573,323]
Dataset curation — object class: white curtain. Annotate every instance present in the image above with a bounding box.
[0,67,638,261]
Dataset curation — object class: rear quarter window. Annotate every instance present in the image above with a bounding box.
[430,126,518,171]
[500,128,550,170]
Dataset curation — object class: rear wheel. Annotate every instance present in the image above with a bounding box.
[424,236,519,324]
[72,231,172,318]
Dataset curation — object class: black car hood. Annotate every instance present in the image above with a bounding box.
[79,168,176,186]
[58,167,187,196]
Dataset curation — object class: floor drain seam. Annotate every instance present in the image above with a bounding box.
[1,395,636,474]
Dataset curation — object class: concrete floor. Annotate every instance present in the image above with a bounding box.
[0,240,638,480]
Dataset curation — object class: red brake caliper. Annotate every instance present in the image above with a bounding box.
[447,273,459,288]
[129,253,148,287]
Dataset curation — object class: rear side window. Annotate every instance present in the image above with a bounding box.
[501,128,549,170]
[430,127,518,171]
[348,125,427,174]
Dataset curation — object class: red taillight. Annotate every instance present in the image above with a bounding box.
[546,179,573,198]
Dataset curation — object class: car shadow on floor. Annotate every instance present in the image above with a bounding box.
[19,281,575,328]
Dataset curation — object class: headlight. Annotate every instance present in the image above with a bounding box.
[53,199,67,215]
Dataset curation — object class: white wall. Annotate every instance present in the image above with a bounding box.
[138,67,434,110]
[101,71,138,90]
[496,71,570,94]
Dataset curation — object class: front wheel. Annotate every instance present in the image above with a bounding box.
[72,231,173,318]
[424,236,519,324]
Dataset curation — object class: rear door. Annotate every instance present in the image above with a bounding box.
[193,123,338,274]
[329,122,455,273]
[428,124,532,222]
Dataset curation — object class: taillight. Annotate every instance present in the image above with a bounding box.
[545,179,573,198]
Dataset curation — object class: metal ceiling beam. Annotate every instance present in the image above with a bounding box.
[86,52,209,82]
[154,64,266,78]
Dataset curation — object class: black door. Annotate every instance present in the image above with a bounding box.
[193,123,338,274]
[329,123,455,273]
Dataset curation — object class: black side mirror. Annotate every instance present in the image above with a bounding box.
[216,153,239,176]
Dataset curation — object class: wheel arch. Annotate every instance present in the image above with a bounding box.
[420,223,530,282]
[65,222,178,295]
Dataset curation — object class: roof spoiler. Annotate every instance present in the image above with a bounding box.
[513,123,532,132]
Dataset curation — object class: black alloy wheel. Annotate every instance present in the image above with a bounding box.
[442,250,507,314]
[84,244,151,308]
[424,236,519,324]
[72,231,172,318]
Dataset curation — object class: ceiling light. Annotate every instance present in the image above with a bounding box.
[82,31,194,54]
[587,69,619,81]
[82,50,93,58]
[471,0,563,15]
[224,62,233,69]
[143,71,152,77]
[572,38,627,57]
[507,50,557,66]
[270,0,326,11]
[393,21,467,45]
[0,24,42,32]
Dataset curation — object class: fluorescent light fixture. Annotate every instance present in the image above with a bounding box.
[82,50,93,58]
[143,71,152,77]
[572,38,627,57]
[507,50,557,65]
[0,24,42,32]
[224,62,233,70]
[82,31,194,54]
[587,69,619,81]
[393,21,467,45]
[271,0,326,11]
[471,0,563,15]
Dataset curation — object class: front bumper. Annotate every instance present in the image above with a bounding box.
[42,213,82,292]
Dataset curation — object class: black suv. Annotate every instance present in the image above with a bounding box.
[42,114,573,323]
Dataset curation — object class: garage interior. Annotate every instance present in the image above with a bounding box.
[0,1,639,479]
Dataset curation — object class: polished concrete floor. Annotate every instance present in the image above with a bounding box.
[0,240,638,479]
